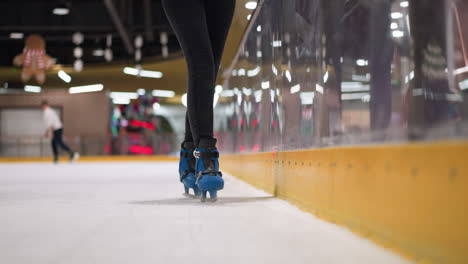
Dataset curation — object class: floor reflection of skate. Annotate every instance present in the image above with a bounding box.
[131,196,275,206]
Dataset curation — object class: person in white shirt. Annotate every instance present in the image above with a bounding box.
[41,100,79,163]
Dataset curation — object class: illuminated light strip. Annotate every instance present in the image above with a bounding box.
[152,89,175,98]
[247,66,261,77]
[245,1,257,10]
[112,98,131,105]
[290,84,301,94]
[261,81,270,89]
[220,90,235,97]
[110,92,138,100]
[24,85,41,93]
[341,92,369,100]
[69,84,104,94]
[123,67,163,78]
[58,70,72,83]
[454,66,468,75]
[10,32,24,39]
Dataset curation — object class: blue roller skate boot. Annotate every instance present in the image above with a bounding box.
[179,141,200,197]
[194,138,224,202]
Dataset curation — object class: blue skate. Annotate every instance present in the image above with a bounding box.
[179,142,200,198]
[194,138,224,202]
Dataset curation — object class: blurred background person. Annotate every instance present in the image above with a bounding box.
[41,100,79,163]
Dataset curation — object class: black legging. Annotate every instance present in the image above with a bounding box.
[52,129,72,159]
[161,0,236,146]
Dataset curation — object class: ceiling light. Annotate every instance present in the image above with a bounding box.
[110,92,138,100]
[245,1,257,10]
[391,12,403,19]
[24,85,41,93]
[261,81,270,89]
[290,84,300,94]
[181,93,188,107]
[400,1,409,8]
[392,30,404,38]
[137,89,146,95]
[123,67,163,78]
[69,84,104,94]
[58,70,71,83]
[152,89,175,98]
[53,7,70,16]
[153,102,161,111]
[9,32,24,39]
[220,90,235,97]
[247,15,252,20]
[93,49,105,57]
[391,22,398,29]
[113,98,131,105]
[257,25,262,32]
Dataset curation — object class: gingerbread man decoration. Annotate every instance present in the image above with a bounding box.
[13,34,55,84]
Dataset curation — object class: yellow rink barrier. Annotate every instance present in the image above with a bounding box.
[0,155,178,163]
[221,141,468,264]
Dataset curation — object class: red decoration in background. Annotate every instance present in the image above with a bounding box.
[130,145,153,155]
[129,120,156,131]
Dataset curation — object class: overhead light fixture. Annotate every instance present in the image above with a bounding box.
[247,67,261,77]
[137,88,146,95]
[261,81,270,89]
[215,85,223,94]
[454,66,468,75]
[153,102,161,111]
[181,93,188,107]
[58,70,71,83]
[247,15,252,20]
[272,40,282,47]
[391,22,398,30]
[315,84,324,94]
[10,32,24,39]
[392,30,404,38]
[257,26,262,32]
[123,67,163,79]
[300,92,315,105]
[341,92,370,100]
[391,12,403,19]
[341,82,370,92]
[220,90,235,97]
[400,1,409,8]
[110,92,138,100]
[290,84,301,94]
[245,1,257,10]
[356,59,368,66]
[53,6,70,16]
[112,98,131,105]
[24,85,42,93]
[69,84,104,94]
[152,89,175,98]
[93,49,105,57]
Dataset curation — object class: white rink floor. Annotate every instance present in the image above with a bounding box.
[0,162,411,264]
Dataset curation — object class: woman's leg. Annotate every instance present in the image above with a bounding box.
[161,0,215,146]
[205,0,236,77]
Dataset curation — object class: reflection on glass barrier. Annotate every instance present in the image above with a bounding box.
[215,0,468,153]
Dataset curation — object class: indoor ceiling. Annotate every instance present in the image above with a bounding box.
[0,0,256,95]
